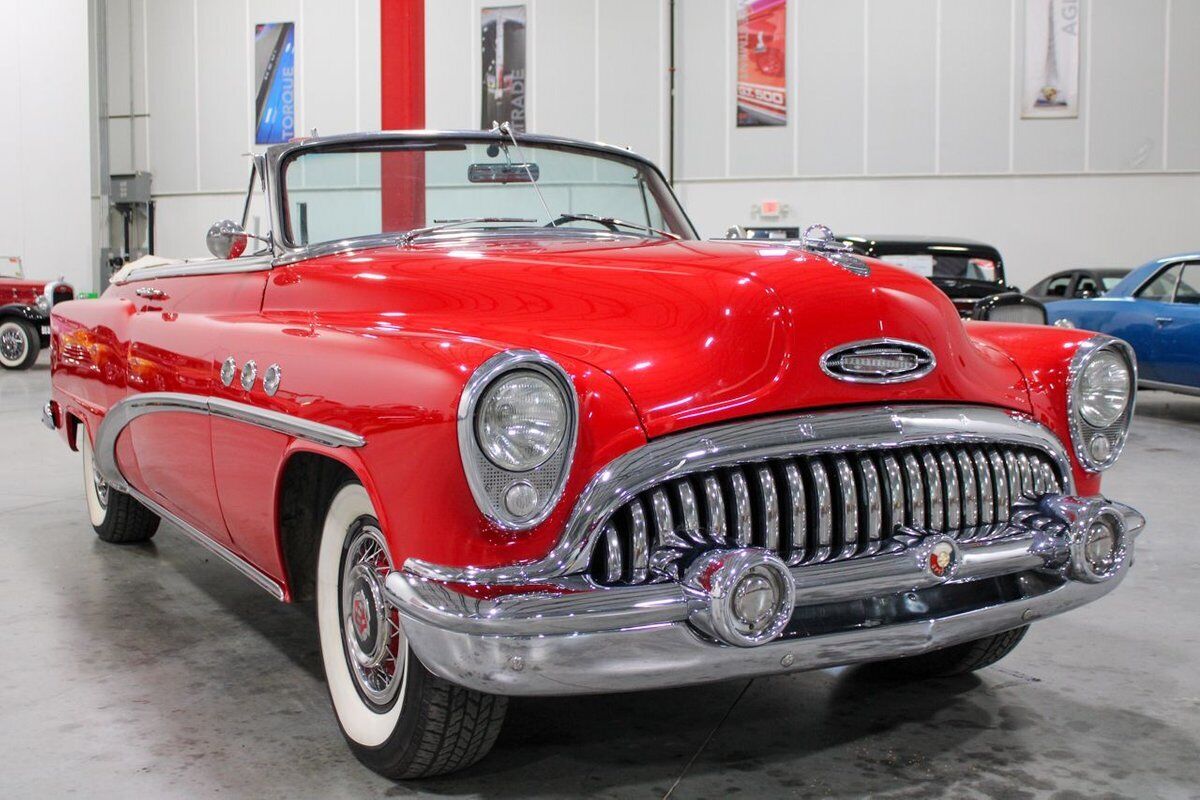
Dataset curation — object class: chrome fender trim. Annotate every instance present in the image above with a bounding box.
[90,391,365,601]
[406,404,1076,585]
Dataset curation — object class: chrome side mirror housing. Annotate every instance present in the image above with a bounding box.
[206,219,251,260]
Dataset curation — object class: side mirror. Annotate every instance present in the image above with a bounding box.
[206,219,250,260]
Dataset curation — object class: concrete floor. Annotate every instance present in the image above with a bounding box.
[1,354,1198,800]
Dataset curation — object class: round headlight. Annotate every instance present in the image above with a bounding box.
[475,370,567,471]
[1077,350,1131,427]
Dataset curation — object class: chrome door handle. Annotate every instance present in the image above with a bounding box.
[1155,316,1173,327]
[135,287,166,299]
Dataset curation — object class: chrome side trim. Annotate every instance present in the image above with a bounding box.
[94,392,364,492]
[121,481,286,601]
[1140,379,1200,398]
[109,255,273,286]
[405,404,1076,585]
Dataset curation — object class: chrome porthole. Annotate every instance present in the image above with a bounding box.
[262,363,282,396]
[220,356,238,387]
[340,523,404,708]
[240,360,258,392]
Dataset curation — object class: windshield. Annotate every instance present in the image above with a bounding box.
[278,138,695,248]
[876,253,1000,283]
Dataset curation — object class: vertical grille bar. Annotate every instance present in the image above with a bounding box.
[956,449,978,529]
[1003,451,1020,507]
[1017,452,1034,497]
[921,452,944,530]
[880,453,905,536]
[651,489,685,549]
[628,500,649,583]
[675,480,701,541]
[990,450,1010,522]
[728,469,753,547]
[702,475,727,543]
[832,457,859,557]
[809,459,834,561]
[857,456,884,551]
[939,451,961,530]
[782,462,806,565]
[755,465,781,550]
[972,450,994,526]
[603,524,623,583]
[903,452,926,528]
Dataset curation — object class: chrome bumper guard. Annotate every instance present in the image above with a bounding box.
[383,494,1144,696]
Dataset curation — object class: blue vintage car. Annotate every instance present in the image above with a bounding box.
[1046,252,1200,396]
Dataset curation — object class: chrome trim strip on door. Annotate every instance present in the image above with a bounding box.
[110,256,274,285]
[91,392,365,600]
[405,404,1076,585]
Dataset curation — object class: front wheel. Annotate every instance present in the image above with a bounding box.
[316,482,507,779]
[877,626,1029,678]
[81,433,160,543]
[0,318,39,370]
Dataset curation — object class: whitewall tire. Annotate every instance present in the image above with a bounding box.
[0,319,38,370]
[81,432,159,543]
[316,481,508,779]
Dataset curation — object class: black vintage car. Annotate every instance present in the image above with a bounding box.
[837,235,1047,324]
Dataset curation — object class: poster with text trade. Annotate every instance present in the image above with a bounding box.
[255,22,296,144]
[481,6,527,132]
[737,0,787,127]
[1022,0,1080,118]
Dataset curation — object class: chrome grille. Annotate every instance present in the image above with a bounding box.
[590,442,1062,586]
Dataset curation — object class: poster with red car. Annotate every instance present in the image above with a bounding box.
[736,0,787,127]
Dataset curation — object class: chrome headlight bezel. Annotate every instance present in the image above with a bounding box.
[458,350,578,530]
[1067,336,1136,472]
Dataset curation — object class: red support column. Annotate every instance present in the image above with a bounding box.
[380,0,425,232]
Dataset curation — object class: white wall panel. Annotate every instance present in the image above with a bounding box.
[1012,0,1086,172]
[795,0,866,176]
[358,0,381,130]
[597,0,665,164]
[1089,0,1167,171]
[939,0,1011,174]
[303,0,358,136]
[197,0,251,192]
[146,0,199,193]
[676,0,728,179]
[424,0,472,130]
[536,0,597,141]
[865,0,937,174]
[1166,0,1200,169]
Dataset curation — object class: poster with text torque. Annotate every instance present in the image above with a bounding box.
[254,22,296,144]
[737,0,787,127]
[481,6,527,132]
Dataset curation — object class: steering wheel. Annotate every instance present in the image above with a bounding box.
[544,215,621,232]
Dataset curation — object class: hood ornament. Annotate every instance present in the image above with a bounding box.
[801,224,870,277]
[820,338,936,384]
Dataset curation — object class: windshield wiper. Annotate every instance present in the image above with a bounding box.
[399,217,537,246]
[550,213,679,240]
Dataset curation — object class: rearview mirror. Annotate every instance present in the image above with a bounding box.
[206,219,250,260]
[467,163,540,183]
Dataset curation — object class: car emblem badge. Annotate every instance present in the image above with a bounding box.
[351,591,371,639]
[820,338,936,384]
[917,536,960,581]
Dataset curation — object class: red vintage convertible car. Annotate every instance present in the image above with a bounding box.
[1,258,73,370]
[45,130,1144,779]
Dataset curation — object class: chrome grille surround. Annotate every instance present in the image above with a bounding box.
[404,405,1075,586]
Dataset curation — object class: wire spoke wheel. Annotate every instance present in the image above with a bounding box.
[340,521,404,709]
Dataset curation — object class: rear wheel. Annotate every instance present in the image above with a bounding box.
[879,626,1029,678]
[81,433,159,543]
[0,318,39,370]
[316,482,507,779]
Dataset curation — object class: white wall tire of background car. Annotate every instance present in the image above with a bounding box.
[81,434,109,528]
[0,319,37,370]
[317,482,410,748]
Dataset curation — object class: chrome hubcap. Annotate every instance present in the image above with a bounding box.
[0,325,26,362]
[340,523,402,707]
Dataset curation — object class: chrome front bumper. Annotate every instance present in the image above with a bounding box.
[383,495,1144,696]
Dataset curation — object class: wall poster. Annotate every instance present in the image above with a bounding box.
[736,0,787,127]
[1022,0,1080,119]
[254,22,296,144]
[481,6,528,132]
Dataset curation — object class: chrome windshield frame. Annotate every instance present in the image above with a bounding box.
[263,130,699,265]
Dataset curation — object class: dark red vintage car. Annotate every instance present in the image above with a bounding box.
[45,130,1144,779]
[1,260,73,370]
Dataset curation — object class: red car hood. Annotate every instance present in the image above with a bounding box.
[272,237,1031,438]
[1,277,44,306]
